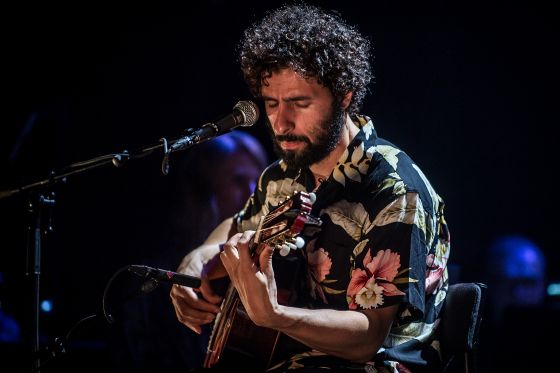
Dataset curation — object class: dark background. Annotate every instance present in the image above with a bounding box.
[1,1,557,372]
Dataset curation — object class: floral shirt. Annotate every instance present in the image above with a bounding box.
[234,115,450,372]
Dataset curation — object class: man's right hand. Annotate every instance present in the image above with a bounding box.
[170,250,224,334]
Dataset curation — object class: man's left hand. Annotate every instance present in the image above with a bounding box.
[219,231,280,328]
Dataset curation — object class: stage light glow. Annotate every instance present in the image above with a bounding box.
[40,300,53,312]
[547,283,560,297]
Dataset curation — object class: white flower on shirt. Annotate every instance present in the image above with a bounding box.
[355,278,385,309]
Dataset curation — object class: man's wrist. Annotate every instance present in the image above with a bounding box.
[269,305,299,331]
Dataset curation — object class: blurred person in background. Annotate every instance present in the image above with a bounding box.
[486,234,546,323]
[479,234,549,372]
[112,131,268,372]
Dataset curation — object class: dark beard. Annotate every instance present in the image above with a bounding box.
[268,102,346,170]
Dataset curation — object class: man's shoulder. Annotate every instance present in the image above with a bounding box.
[360,138,443,214]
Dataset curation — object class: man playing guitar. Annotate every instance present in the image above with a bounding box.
[170,4,450,372]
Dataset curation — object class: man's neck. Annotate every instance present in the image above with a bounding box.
[309,114,358,185]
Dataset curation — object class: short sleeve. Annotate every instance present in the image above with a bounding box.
[346,192,426,320]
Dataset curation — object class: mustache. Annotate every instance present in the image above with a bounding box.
[275,134,311,144]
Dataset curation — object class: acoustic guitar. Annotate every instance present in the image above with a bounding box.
[204,191,321,371]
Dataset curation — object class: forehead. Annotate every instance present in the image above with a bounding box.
[260,68,331,98]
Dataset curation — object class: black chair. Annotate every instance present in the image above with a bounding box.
[440,282,487,373]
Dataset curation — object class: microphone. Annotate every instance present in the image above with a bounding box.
[128,265,202,289]
[170,100,259,152]
[213,100,259,132]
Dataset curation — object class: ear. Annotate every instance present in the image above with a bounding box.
[341,91,353,110]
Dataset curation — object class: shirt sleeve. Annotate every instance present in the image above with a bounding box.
[233,165,271,233]
[347,192,426,320]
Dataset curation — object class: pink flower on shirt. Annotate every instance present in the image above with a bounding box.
[307,247,332,283]
[347,249,405,309]
[425,253,445,294]
[306,239,333,303]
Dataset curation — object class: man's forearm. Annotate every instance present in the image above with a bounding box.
[271,304,398,362]
[177,217,234,279]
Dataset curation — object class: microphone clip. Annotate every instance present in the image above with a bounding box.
[140,277,160,294]
[128,264,201,290]
[128,265,162,294]
[160,124,220,175]
[158,100,259,176]
[170,123,219,153]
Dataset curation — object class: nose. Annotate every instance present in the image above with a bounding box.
[269,102,294,135]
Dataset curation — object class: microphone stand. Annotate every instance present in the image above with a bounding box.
[0,127,222,372]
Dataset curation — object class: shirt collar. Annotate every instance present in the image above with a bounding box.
[330,115,378,186]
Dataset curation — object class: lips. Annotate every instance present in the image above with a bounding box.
[279,140,303,150]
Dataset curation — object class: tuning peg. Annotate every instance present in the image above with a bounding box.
[308,192,317,204]
[294,236,305,249]
[279,244,291,256]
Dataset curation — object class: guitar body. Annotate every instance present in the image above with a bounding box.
[217,296,283,371]
[204,191,321,370]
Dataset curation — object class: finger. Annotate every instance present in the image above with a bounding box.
[223,233,243,254]
[220,250,233,277]
[170,283,196,304]
[259,245,275,279]
[170,290,218,335]
[184,324,202,335]
[170,304,212,335]
[221,236,241,262]
[237,230,256,263]
[220,243,239,277]
[175,311,214,335]
[173,303,216,325]
[221,234,243,276]
[236,230,255,250]
[171,283,221,314]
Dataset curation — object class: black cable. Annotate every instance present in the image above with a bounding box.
[31,265,132,372]
[64,314,98,341]
[31,313,99,373]
[102,264,132,324]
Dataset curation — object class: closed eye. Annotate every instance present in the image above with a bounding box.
[266,101,278,109]
[294,101,311,108]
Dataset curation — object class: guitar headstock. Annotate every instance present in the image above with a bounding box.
[253,191,321,257]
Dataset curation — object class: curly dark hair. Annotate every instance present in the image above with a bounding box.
[239,3,372,116]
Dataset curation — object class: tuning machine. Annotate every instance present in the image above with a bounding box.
[277,236,305,256]
[308,192,317,204]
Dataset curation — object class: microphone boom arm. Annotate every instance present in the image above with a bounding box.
[0,100,259,199]
[168,122,221,153]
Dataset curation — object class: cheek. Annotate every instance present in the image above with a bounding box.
[267,112,276,124]
[265,107,281,128]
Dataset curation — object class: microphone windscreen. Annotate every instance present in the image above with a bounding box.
[235,100,259,127]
